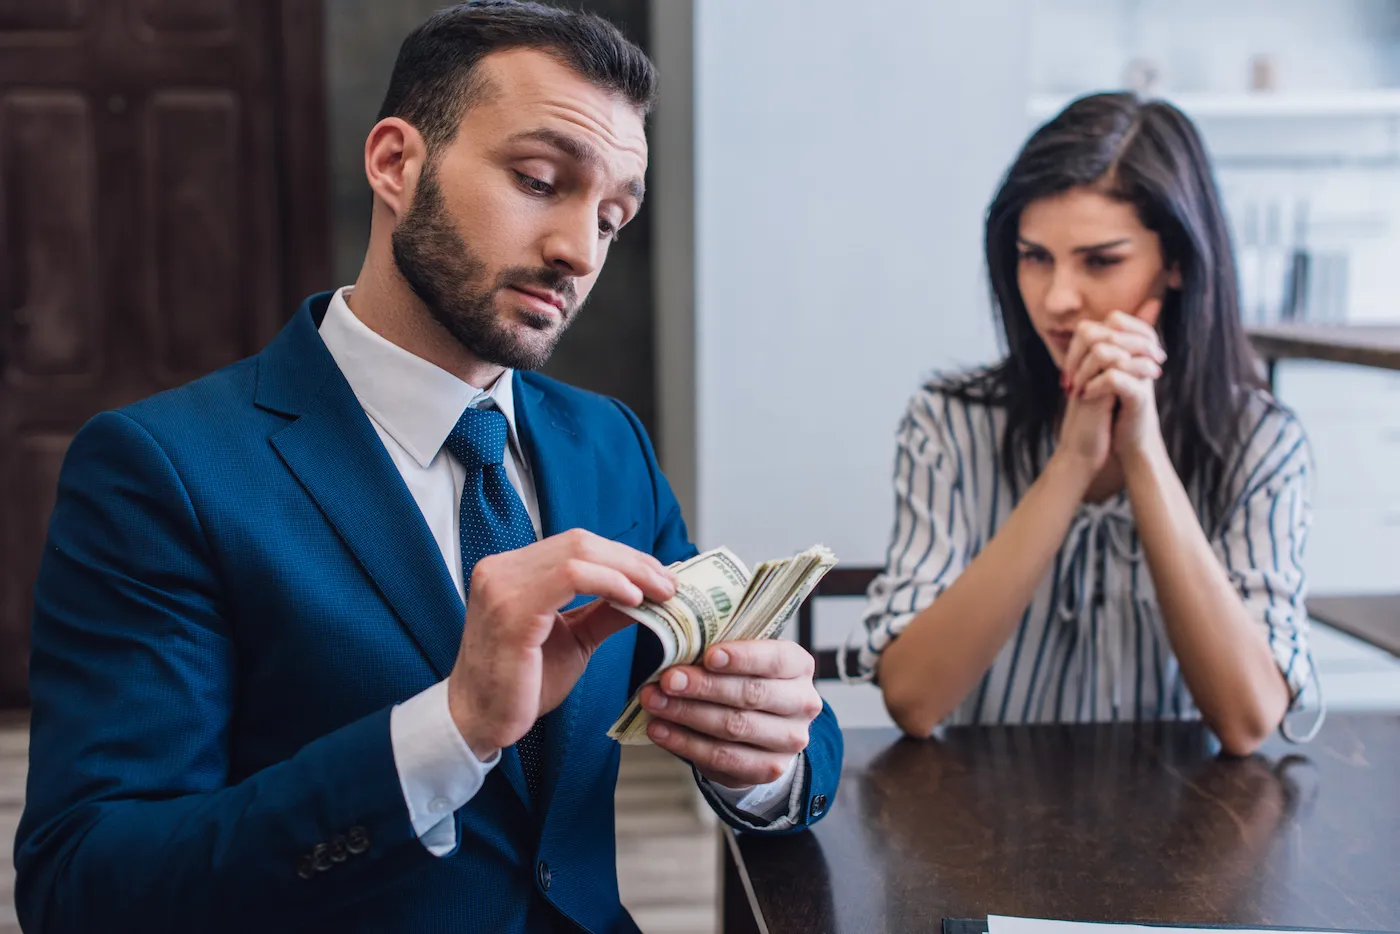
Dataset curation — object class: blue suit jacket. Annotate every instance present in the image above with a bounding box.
[15,293,842,934]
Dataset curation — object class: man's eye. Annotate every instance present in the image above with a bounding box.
[515,171,554,195]
[598,219,620,241]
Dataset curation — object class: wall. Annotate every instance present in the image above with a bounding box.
[688,0,1022,562]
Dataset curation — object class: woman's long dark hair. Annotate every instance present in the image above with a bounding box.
[947,91,1266,529]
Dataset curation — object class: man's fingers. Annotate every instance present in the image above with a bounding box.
[550,530,676,603]
[471,532,675,615]
[553,559,648,607]
[563,602,638,652]
[641,687,810,754]
[646,720,795,786]
[652,667,821,716]
[700,640,815,680]
[567,530,676,597]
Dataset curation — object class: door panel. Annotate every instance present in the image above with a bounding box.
[1,91,100,384]
[0,0,329,705]
[0,0,89,32]
[145,90,244,377]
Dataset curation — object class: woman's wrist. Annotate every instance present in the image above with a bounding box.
[1119,429,1172,482]
[1043,448,1098,501]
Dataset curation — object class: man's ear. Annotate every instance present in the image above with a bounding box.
[364,117,427,219]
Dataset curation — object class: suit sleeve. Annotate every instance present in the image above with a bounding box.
[15,412,434,934]
[610,401,844,834]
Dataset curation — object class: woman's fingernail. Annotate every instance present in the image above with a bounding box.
[667,670,688,693]
[710,648,730,670]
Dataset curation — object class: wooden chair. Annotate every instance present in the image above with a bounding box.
[794,566,882,680]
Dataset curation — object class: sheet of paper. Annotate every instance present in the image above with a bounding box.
[990,915,1352,934]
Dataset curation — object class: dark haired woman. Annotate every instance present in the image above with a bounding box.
[848,93,1320,754]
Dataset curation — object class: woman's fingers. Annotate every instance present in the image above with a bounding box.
[1064,316,1166,395]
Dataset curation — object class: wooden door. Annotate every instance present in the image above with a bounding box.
[0,0,329,705]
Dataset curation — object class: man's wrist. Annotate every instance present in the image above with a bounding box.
[446,681,501,762]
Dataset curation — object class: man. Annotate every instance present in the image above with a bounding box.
[14,3,842,932]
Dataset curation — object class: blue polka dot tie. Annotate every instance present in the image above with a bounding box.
[444,405,546,800]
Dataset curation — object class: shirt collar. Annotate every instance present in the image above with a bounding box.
[317,286,522,470]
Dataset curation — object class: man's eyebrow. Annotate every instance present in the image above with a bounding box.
[508,127,645,204]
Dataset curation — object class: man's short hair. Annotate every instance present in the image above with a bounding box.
[377,0,657,152]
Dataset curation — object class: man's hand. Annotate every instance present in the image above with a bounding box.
[447,529,676,760]
[640,640,822,788]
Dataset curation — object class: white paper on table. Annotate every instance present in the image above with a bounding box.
[990,916,1359,934]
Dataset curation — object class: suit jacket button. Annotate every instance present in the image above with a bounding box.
[810,793,828,817]
[537,860,552,892]
[346,826,370,855]
[328,835,348,863]
[296,855,315,880]
[312,843,332,872]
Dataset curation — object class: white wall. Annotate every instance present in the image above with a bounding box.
[690,0,1023,563]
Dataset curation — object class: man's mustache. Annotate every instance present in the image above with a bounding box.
[497,267,579,313]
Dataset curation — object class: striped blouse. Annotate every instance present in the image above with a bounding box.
[851,375,1319,732]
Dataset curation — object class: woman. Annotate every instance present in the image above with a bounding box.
[849,92,1320,754]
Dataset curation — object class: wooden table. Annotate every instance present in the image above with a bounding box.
[1248,325,1400,661]
[1249,324,1400,378]
[722,718,1400,934]
[1308,595,1400,659]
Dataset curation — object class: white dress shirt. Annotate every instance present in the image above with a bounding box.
[317,287,801,854]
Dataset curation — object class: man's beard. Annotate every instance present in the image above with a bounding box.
[390,163,581,371]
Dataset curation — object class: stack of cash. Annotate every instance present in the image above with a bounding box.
[606,545,837,744]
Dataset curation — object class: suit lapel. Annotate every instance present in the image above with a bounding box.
[513,372,599,542]
[514,373,611,818]
[257,298,465,681]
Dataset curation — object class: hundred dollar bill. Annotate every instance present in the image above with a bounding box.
[607,544,837,744]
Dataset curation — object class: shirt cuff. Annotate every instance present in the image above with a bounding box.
[389,679,500,856]
[703,753,804,829]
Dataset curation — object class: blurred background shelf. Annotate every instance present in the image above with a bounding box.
[1029,89,1400,120]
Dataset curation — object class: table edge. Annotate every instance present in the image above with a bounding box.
[723,826,772,934]
[1307,593,1400,659]
[1247,329,1400,372]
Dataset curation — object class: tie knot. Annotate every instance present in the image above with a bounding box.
[445,405,509,467]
